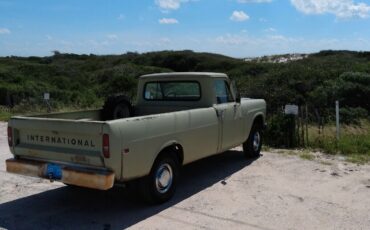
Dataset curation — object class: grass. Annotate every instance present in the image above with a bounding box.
[0,111,12,121]
[261,145,271,151]
[273,148,316,161]
[269,120,370,164]
[299,151,315,161]
[0,106,12,121]
[274,149,292,155]
[319,160,333,166]
[307,120,370,164]
[346,154,370,164]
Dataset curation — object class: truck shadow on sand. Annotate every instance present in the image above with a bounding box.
[0,150,259,230]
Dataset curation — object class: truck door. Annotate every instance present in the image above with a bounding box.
[213,79,243,151]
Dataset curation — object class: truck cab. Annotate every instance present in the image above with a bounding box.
[133,73,244,150]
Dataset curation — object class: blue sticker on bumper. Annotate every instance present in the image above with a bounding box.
[46,164,62,180]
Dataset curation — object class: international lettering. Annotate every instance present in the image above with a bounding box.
[26,134,96,147]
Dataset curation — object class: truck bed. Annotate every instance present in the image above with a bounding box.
[7,112,117,190]
[27,109,103,121]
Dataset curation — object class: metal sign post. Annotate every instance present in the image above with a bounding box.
[336,101,340,140]
[284,104,299,115]
[284,104,299,148]
[44,93,52,113]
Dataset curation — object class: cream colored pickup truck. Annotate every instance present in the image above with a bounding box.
[6,72,266,203]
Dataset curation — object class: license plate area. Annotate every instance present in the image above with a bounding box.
[45,164,62,180]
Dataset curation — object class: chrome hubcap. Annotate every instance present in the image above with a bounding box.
[155,163,173,194]
[253,131,261,152]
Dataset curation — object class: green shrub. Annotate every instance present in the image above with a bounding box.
[339,107,368,125]
[264,113,297,148]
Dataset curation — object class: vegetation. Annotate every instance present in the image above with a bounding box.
[0,49,369,162]
[299,152,315,161]
[307,121,370,164]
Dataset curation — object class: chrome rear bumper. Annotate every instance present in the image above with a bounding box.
[6,158,115,190]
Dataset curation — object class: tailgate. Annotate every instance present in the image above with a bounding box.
[9,117,105,168]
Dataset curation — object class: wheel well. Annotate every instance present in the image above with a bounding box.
[253,115,264,128]
[156,144,184,165]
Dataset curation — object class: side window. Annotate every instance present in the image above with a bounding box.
[214,80,234,104]
[144,82,163,100]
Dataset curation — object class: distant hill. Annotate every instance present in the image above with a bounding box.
[0,50,369,120]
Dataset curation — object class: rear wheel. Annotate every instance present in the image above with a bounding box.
[139,154,179,204]
[243,122,263,158]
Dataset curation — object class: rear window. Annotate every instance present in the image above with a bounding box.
[144,81,201,101]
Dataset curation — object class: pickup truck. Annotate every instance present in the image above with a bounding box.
[6,72,266,203]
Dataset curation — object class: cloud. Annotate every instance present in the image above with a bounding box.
[159,18,179,24]
[264,27,276,32]
[107,34,118,40]
[230,11,250,21]
[156,0,180,10]
[159,37,171,45]
[0,28,11,34]
[46,35,53,40]
[237,0,272,3]
[155,0,192,11]
[215,34,250,46]
[214,33,298,46]
[259,17,268,22]
[291,0,370,18]
[117,14,125,20]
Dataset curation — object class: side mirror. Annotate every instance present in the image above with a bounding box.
[231,80,241,103]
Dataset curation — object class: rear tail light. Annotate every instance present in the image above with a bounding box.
[102,134,110,158]
[7,127,13,147]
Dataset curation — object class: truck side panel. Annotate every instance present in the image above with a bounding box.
[117,107,219,180]
[240,99,266,142]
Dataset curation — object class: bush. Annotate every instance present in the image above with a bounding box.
[264,113,297,148]
[340,107,368,125]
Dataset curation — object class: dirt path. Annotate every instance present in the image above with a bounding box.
[0,122,369,230]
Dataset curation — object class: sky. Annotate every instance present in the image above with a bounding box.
[1,0,370,57]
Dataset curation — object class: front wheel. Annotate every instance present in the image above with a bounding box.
[139,154,179,204]
[243,123,263,158]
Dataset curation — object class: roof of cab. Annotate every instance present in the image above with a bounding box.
[139,72,228,79]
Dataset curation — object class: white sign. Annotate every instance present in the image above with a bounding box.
[44,93,50,100]
[284,104,299,115]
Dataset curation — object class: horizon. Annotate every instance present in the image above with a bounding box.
[0,49,363,59]
[1,0,370,58]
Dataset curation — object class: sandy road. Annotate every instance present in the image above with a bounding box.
[0,121,369,230]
